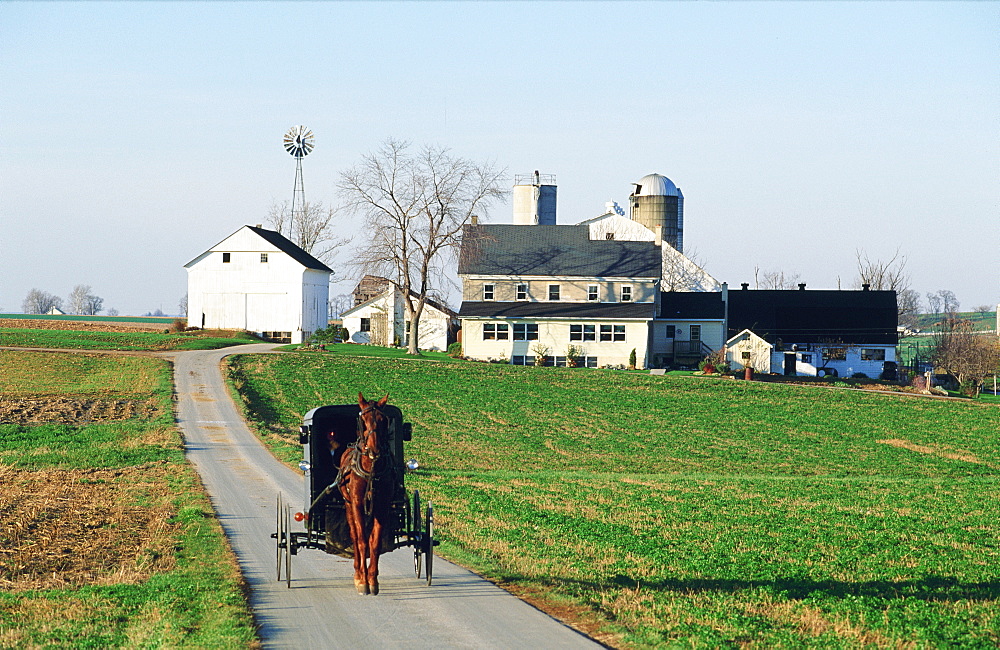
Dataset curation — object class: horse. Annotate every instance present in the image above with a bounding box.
[338,392,394,595]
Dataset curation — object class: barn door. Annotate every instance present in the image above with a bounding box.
[783,352,797,376]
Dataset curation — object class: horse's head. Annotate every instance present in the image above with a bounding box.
[357,392,389,457]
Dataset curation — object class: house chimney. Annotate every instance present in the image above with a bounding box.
[470,215,479,225]
[862,283,870,291]
[741,283,749,290]
[798,283,807,291]
[654,225,662,246]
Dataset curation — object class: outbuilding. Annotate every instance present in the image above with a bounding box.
[184,225,332,344]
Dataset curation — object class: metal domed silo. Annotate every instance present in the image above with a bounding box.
[512,171,557,225]
[630,173,683,251]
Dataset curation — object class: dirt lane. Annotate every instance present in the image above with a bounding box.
[171,344,600,649]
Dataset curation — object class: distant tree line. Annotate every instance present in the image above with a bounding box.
[21,285,103,316]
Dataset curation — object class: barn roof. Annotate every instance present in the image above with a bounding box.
[458,224,661,279]
[246,226,332,272]
[183,225,332,272]
[726,288,898,345]
[659,291,725,319]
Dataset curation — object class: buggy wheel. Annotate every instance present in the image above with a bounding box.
[424,502,434,587]
[283,503,292,588]
[412,490,422,579]
[275,494,285,581]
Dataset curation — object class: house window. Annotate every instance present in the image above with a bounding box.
[516,283,528,301]
[483,323,508,340]
[483,283,495,301]
[665,325,676,338]
[588,285,599,301]
[513,323,538,340]
[600,324,624,342]
[511,355,530,366]
[861,349,886,361]
[802,354,813,364]
[621,285,632,302]
[222,252,231,263]
[570,324,595,341]
[823,347,847,361]
[548,285,560,301]
[260,253,268,263]
[690,325,701,342]
[360,318,371,332]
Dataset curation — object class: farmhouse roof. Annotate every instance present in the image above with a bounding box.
[726,289,898,345]
[458,224,661,279]
[459,301,655,320]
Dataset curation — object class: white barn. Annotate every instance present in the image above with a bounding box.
[184,225,332,344]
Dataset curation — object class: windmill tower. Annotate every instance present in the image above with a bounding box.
[283,125,315,243]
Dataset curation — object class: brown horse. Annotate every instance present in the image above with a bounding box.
[339,393,394,595]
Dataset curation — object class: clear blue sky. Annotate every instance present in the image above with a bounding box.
[1,2,997,316]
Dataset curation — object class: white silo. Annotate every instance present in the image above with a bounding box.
[512,171,557,225]
[629,173,684,251]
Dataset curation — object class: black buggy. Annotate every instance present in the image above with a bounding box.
[272,404,435,587]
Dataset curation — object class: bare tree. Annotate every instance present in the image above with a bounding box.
[853,249,919,325]
[106,307,119,317]
[854,249,910,292]
[932,319,1000,396]
[755,267,801,290]
[67,285,103,315]
[179,294,188,318]
[936,289,959,316]
[340,138,506,354]
[897,289,922,329]
[22,289,62,315]
[266,200,349,264]
[973,305,992,322]
[926,292,942,315]
[329,293,354,319]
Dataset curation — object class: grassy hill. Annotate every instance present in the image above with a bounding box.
[229,350,1000,648]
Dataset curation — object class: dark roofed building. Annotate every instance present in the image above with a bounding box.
[727,288,898,345]
[460,224,660,278]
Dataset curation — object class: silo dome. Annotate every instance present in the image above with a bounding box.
[634,173,681,197]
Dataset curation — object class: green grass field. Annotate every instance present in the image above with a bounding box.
[0,351,257,647]
[228,350,1000,648]
[0,327,258,351]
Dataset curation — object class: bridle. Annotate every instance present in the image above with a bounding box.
[341,403,391,515]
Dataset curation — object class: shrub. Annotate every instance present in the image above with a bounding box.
[566,345,583,368]
[169,318,186,333]
[531,343,550,367]
[447,342,463,358]
[852,372,869,379]
[628,348,637,369]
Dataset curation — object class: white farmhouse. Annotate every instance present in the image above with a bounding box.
[340,276,458,351]
[185,225,332,344]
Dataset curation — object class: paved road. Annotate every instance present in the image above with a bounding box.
[172,344,601,649]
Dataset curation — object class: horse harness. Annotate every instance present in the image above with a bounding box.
[337,404,393,515]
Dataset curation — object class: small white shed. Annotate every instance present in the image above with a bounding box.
[184,225,332,344]
[341,282,457,351]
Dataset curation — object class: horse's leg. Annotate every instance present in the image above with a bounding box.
[343,480,369,595]
[367,517,383,595]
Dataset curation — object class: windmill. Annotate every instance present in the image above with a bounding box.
[283,125,315,243]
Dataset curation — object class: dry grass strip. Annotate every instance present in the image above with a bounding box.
[0,463,179,591]
[877,439,984,465]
